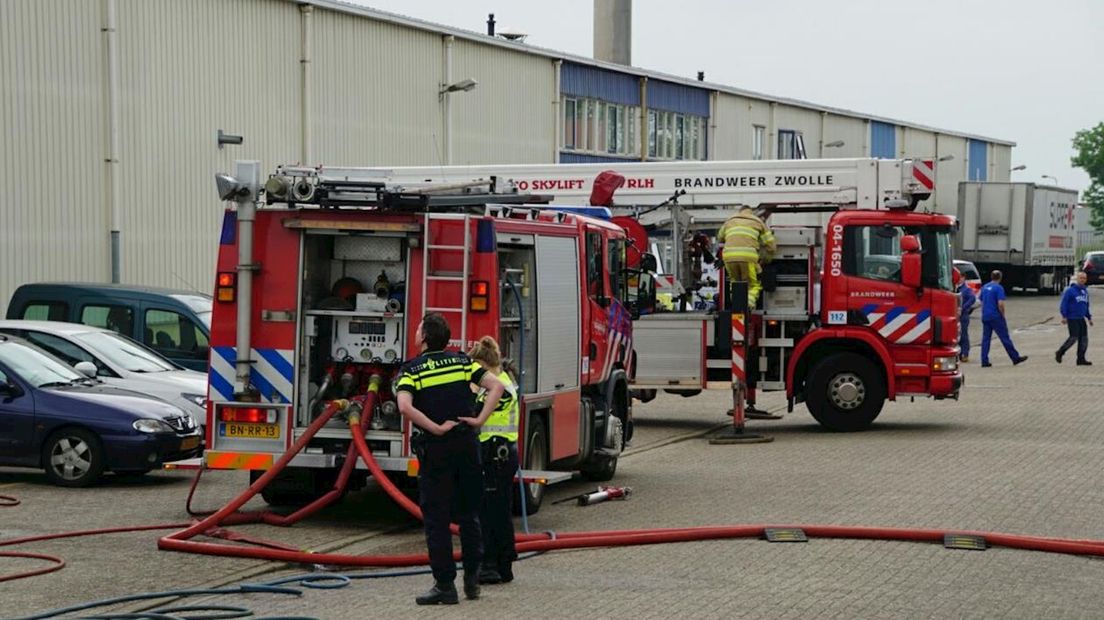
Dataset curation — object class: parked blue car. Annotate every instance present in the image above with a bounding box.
[0,334,202,486]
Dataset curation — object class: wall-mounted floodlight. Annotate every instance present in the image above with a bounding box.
[440,78,478,95]
[937,154,954,162]
[1011,164,1027,172]
[824,140,845,148]
[218,129,243,149]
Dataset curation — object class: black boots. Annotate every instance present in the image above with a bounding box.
[463,571,481,600]
[415,571,483,604]
[478,562,514,584]
[415,581,459,606]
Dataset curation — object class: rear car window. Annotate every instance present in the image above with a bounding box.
[1088,254,1104,266]
[81,304,134,336]
[21,302,68,321]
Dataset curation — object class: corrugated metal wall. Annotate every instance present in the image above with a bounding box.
[902,127,936,160]
[117,0,300,294]
[968,139,988,181]
[311,9,440,166]
[870,121,896,158]
[452,40,555,165]
[561,62,639,106]
[774,105,821,157]
[0,0,109,310]
[934,135,968,215]
[991,144,1012,182]
[711,94,770,160]
[646,80,709,116]
[821,115,868,158]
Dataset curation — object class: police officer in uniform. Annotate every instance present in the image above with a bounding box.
[396,314,505,605]
[461,336,519,585]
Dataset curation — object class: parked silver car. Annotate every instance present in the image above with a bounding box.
[0,320,207,433]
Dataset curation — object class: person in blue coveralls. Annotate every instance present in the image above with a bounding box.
[957,270,977,363]
[979,270,1028,367]
[1055,271,1093,365]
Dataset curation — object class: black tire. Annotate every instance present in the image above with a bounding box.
[42,427,105,487]
[805,352,886,432]
[631,389,657,403]
[582,392,625,482]
[514,416,547,516]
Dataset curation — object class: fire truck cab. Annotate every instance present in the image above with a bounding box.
[204,164,653,512]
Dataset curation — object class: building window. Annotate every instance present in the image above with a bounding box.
[645,110,706,161]
[564,98,577,149]
[562,96,639,157]
[778,129,805,159]
[752,125,765,160]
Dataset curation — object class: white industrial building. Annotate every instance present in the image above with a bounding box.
[0,0,1015,309]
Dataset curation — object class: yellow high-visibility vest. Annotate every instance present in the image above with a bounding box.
[478,370,519,442]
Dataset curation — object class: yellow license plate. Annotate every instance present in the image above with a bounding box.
[221,422,281,439]
[180,436,201,451]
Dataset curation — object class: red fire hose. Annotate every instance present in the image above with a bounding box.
[156,383,1104,565]
[7,385,1104,585]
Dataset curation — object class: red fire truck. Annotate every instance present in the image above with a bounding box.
[365,158,965,432]
[202,162,654,512]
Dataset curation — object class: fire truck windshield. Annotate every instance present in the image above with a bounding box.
[923,227,955,292]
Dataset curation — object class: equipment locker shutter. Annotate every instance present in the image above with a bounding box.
[535,236,581,392]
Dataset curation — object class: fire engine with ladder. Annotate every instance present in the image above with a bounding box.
[202,162,655,513]
[359,158,965,436]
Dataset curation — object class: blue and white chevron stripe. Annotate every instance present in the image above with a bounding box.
[209,347,294,404]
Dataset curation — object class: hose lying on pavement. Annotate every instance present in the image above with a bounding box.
[9,384,1104,594]
[157,382,1104,564]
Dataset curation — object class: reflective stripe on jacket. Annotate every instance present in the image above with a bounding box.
[718,210,776,263]
[478,370,519,442]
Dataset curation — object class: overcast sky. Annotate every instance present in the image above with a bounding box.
[350,0,1102,194]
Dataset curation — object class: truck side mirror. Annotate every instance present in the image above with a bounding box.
[635,273,657,317]
[901,253,922,289]
[900,234,920,253]
[639,253,659,273]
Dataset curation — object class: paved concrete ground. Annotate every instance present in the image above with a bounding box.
[3,290,1104,619]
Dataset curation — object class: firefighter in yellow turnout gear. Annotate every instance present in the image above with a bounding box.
[459,336,519,586]
[717,206,776,309]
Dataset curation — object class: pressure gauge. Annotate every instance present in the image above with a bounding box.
[384,349,398,362]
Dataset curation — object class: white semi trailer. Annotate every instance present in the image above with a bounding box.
[957,182,1078,294]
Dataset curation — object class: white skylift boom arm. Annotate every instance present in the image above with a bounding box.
[314,158,935,220]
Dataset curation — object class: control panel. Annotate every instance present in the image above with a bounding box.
[332,316,404,363]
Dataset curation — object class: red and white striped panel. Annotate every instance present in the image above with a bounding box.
[912,159,935,192]
[731,312,746,384]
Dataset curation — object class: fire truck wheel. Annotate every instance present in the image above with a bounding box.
[514,416,547,516]
[806,353,885,432]
[631,389,657,403]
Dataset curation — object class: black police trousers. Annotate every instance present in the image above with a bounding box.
[418,427,484,583]
[480,439,519,573]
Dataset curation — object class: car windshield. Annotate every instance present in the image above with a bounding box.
[1088,254,1104,266]
[72,331,177,373]
[0,340,84,387]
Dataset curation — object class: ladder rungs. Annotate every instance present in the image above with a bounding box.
[426,307,464,313]
[427,244,466,251]
[427,275,465,281]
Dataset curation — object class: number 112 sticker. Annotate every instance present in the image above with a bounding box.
[827,310,847,324]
